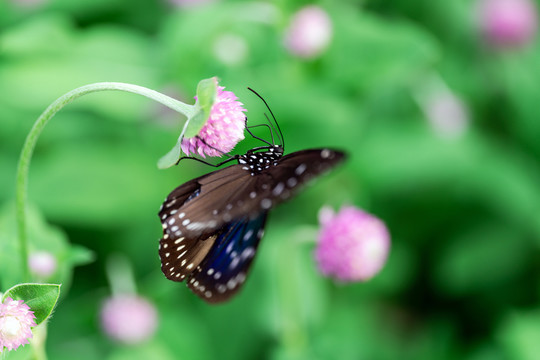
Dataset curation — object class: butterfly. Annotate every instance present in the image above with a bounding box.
[158,90,346,304]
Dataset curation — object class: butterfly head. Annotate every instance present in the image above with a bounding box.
[238,145,284,175]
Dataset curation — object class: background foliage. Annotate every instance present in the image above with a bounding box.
[1,0,540,359]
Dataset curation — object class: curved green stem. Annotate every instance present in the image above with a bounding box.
[15,82,195,281]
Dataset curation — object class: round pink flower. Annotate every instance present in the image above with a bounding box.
[0,297,36,352]
[29,251,57,278]
[315,206,390,282]
[100,295,158,344]
[284,5,333,58]
[181,85,246,158]
[477,0,538,48]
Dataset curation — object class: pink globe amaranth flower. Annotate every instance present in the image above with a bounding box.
[29,251,57,278]
[0,297,36,352]
[284,5,333,59]
[100,295,158,344]
[315,206,390,282]
[181,85,246,158]
[477,0,538,48]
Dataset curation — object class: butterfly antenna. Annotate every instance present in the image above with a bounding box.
[247,87,285,150]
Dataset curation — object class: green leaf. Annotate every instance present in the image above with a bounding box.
[157,137,182,169]
[3,283,61,325]
[184,77,217,138]
[195,77,218,115]
[157,77,217,168]
[68,245,95,266]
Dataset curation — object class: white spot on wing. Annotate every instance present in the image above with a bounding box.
[261,198,272,209]
[272,182,285,196]
[244,229,253,241]
[174,238,184,244]
[321,149,331,158]
[230,257,240,269]
[287,177,298,187]
[242,247,255,259]
[295,164,307,175]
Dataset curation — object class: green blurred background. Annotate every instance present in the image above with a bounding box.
[1,0,540,359]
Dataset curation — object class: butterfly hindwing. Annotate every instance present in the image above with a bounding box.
[186,212,267,303]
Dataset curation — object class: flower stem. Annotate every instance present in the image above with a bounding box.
[15,82,195,281]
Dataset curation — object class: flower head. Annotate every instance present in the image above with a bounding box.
[0,297,36,352]
[181,84,246,158]
[100,295,158,344]
[29,251,57,278]
[315,206,390,282]
[284,5,333,58]
[477,0,538,48]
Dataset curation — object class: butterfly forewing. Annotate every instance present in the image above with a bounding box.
[176,149,346,235]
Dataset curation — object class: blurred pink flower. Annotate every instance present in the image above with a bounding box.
[0,298,36,352]
[284,5,333,58]
[213,34,249,65]
[423,90,469,139]
[477,0,538,47]
[100,295,158,344]
[315,206,390,282]
[181,81,246,158]
[29,251,57,278]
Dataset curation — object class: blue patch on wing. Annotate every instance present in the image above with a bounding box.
[187,212,268,303]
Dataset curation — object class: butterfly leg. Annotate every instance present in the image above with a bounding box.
[245,121,274,146]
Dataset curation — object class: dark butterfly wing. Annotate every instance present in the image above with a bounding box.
[186,212,267,303]
[158,147,345,301]
[261,148,346,204]
[168,148,346,239]
[158,165,250,281]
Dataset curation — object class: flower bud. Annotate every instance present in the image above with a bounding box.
[100,295,158,344]
[29,251,57,278]
[477,0,538,48]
